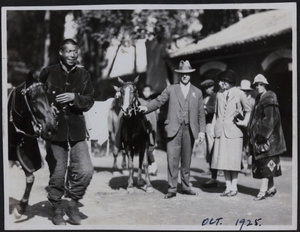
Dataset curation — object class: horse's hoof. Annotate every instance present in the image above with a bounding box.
[113,171,121,176]
[122,170,129,175]
[146,187,154,193]
[127,187,134,193]
[13,208,22,219]
[137,179,145,186]
[13,203,27,219]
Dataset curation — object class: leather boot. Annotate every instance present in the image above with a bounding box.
[52,206,66,225]
[66,199,81,225]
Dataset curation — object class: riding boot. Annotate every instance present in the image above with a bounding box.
[52,206,66,225]
[66,199,81,225]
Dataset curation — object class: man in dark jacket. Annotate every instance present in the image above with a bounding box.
[39,39,94,225]
[200,79,219,188]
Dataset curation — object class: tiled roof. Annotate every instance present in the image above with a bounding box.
[167,9,292,58]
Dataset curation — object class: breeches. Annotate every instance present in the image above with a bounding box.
[46,140,93,206]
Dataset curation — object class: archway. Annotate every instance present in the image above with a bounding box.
[262,49,293,157]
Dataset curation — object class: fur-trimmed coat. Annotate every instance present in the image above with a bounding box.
[249,91,286,160]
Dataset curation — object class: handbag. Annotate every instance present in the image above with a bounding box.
[254,139,270,154]
[233,103,244,123]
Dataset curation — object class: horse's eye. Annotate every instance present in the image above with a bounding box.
[28,95,36,101]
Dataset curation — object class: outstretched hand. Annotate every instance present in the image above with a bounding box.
[138,105,148,113]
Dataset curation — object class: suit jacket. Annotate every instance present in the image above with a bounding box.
[214,87,251,139]
[146,84,206,139]
[39,63,95,141]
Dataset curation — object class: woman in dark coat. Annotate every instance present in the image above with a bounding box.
[249,74,286,201]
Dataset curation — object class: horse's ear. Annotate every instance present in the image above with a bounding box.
[133,75,139,84]
[26,71,34,86]
[112,85,119,92]
[118,77,125,85]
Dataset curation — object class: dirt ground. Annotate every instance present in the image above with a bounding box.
[6,142,295,230]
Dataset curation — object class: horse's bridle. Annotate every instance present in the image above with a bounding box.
[121,85,140,117]
[10,83,44,138]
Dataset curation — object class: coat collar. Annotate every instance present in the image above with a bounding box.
[60,61,77,74]
[259,90,279,107]
[221,86,238,103]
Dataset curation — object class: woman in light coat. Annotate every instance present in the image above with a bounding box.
[210,70,251,197]
[249,74,286,200]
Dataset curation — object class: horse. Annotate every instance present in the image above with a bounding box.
[108,87,127,172]
[8,71,58,218]
[116,76,154,193]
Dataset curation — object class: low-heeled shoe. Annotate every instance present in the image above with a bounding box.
[182,190,198,196]
[220,190,231,197]
[266,188,277,197]
[227,191,238,197]
[253,191,267,201]
[164,192,176,199]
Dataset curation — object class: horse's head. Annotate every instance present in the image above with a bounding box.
[117,76,139,117]
[23,71,58,140]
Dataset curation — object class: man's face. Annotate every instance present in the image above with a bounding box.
[59,43,78,66]
[205,86,214,95]
[242,90,251,96]
[142,87,152,99]
[180,74,191,85]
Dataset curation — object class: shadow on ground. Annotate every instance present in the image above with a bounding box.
[9,197,88,224]
[109,175,169,194]
[191,176,259,196]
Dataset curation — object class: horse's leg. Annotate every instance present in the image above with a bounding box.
[121,150,129,175]
[112,145,118,171]
[14,171,35,218]
[137,148,144,187]
[143,142,154,193]
[127,148,134,193]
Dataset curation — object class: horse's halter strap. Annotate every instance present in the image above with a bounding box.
[121,86,140,117]
[10,83,44,138]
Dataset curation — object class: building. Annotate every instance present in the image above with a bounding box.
[166,9,293,156]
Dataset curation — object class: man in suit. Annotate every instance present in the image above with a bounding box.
[139,60,206,199]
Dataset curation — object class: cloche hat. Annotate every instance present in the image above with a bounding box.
[200,79,215,87]
[253,74,269,85]
[217,69,237,84]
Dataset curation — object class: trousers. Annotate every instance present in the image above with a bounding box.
[166,123,194,193]
[46,140,93,207]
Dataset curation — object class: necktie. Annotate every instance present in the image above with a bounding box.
[226,92,229,102]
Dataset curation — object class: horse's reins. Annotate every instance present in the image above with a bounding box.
[9,83,44,138]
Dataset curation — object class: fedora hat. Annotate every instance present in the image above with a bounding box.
[200,79,215,87]
[175,60,195,73]
[217,69,237,84]
[240,79,252,91]
[253,74,269,85]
